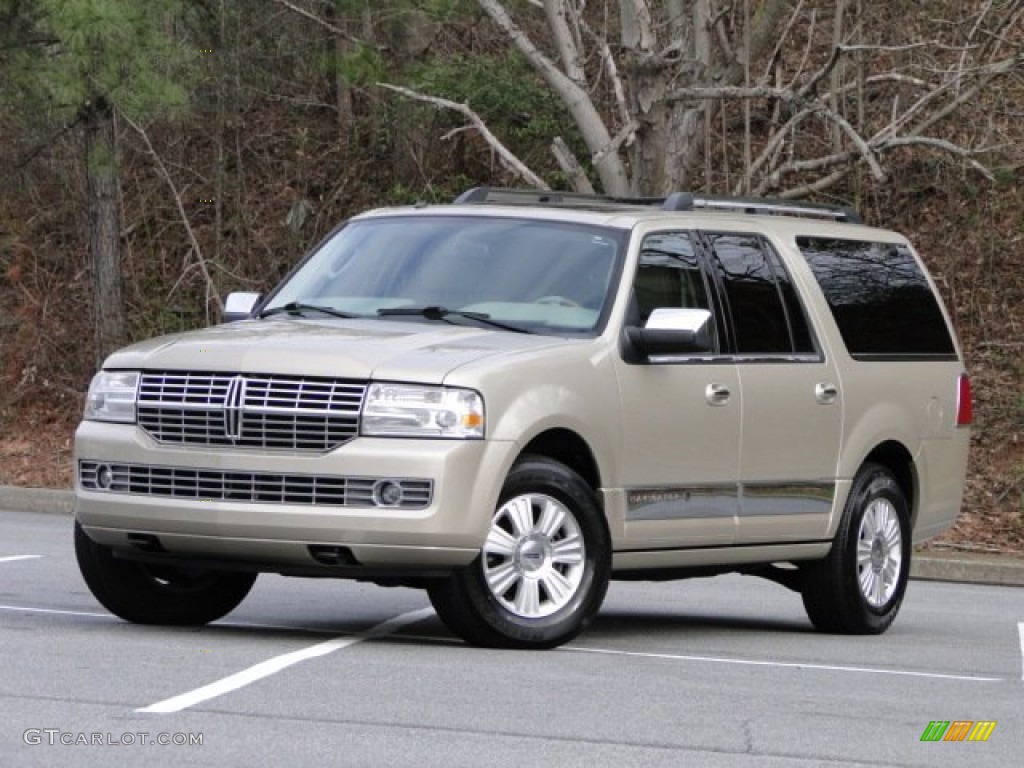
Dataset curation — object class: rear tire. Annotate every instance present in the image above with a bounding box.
[428,455,610,649]
[75,522,256,625]
[801,463,911,634]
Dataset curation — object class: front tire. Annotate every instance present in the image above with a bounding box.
[801,463,911,634]
[75,522,257,625]
[428,455,610,649]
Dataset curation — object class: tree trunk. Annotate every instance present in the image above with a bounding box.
[325,0,354,148]
[627,0,710,194]
[83,97,124,366]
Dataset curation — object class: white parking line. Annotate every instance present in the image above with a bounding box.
[1,602,1012,686]
[1018,622,1023,682]
[137,607,434,714]
[563,645,1004,683]
[0,603,352,634]
[0,604,109,619]
[0,555,42,564]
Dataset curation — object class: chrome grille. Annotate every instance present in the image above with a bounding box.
[79,461,432,509]
[137,372,365,451]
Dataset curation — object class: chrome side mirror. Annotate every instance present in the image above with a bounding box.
[221,292,262,323]
[623,307,713,362]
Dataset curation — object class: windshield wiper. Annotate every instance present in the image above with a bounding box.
[259,301,360,320]
[377,306,532,334]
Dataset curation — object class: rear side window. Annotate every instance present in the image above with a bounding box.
[797,237,956,360]
[705,234,815,356]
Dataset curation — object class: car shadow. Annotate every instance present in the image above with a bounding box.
[582,609,814,642]
[37,600,815,646]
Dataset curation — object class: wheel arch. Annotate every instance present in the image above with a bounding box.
[861,441,917,525]
[519,428,602,494]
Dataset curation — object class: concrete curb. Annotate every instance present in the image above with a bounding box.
[910,552,1024,588]
[2,485,1021,587]
[0,486,73,515]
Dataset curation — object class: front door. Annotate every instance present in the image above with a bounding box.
[613,230,740,549]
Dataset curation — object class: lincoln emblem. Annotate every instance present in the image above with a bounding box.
[223,375,246,442]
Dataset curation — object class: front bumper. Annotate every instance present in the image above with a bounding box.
[74,421,515,571]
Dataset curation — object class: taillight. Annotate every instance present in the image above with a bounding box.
[956,373,972,427]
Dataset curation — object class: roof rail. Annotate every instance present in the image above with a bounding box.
[452,187,666,208]
[453,187,861,223]
[663,192,861,223]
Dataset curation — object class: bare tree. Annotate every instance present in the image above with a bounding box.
[378,84,552,189]
[458,0,1022,198]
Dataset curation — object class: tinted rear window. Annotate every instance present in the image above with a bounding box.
[797,237,956,359]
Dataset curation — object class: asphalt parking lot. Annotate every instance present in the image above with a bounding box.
[1,508,1021,767]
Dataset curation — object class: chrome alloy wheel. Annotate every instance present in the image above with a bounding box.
[856,497,903,608]
[481,493,586,619]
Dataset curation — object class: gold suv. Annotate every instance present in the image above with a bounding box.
[74,188,972,649]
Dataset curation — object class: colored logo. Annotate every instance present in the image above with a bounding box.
[920,721,996,742]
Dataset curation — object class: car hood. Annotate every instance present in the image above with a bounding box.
[101,317,577,383]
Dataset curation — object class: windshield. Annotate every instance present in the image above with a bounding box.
[263,215,626,335]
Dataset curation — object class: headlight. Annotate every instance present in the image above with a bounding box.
[361,383,484,438]
[83,371,139,423]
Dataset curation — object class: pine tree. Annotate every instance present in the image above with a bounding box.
[2,0,193,364]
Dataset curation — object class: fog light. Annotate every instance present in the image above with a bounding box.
[96,464,113,490]
[372,480,404,507]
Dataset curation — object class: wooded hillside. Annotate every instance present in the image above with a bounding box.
[1,0,1021,551]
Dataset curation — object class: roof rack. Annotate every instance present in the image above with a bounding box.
[453,187,862,224]
[452,187,667,208]
[663,192,861,223]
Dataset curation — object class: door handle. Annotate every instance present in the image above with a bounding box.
[706,383,731,406]
[815,382,839,405]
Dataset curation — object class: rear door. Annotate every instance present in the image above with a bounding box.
[700,232,842,544]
